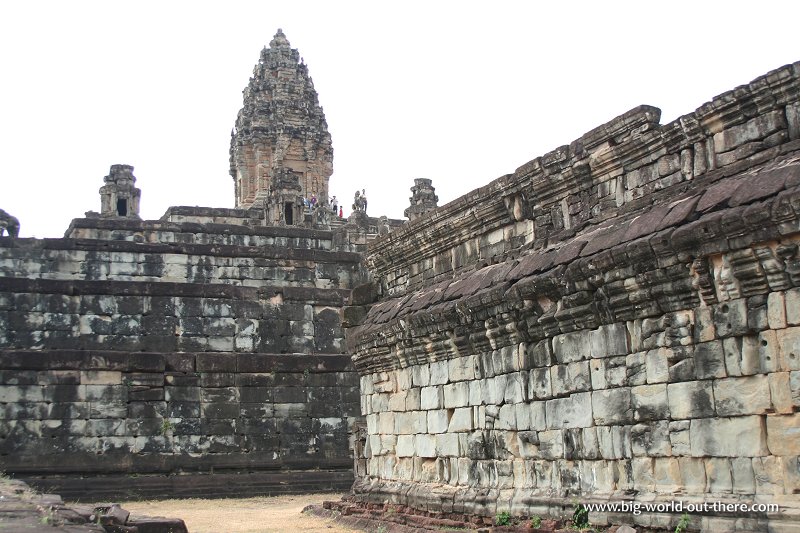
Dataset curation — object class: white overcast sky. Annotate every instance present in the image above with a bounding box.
[1,1,798,237]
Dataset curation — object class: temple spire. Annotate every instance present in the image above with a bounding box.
[229,30,333,211]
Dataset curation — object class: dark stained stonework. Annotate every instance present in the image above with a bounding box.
[0,193,370,499]
[346,62,800,532]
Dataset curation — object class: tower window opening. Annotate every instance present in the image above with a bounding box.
[116,199,128,216]
[284,202,293,225]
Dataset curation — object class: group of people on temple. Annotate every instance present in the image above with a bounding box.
[299,189,368,218]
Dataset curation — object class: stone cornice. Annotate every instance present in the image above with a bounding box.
[365,62,800,296]
[349,150,800,373]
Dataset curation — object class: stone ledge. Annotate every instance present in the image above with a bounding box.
[0,277,352,304]
[24,469,354,501]
[0,349,355,372]
[349,153,800,372]
[66,216,336,240]
[0,237,362,263]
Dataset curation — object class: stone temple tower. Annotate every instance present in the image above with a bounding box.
[229,29,333,210]
[99,164,141,218]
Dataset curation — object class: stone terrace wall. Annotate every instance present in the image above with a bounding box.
[346,63,800,532]
[0,215,364,499]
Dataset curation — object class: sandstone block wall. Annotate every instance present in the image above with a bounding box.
[0,213,365,498]
[347,63,800,531]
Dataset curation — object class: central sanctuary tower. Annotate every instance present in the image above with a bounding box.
[229,29,333,210]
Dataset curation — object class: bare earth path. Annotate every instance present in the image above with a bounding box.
[115,493,358,533]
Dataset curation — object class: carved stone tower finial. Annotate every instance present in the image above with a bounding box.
[229,30,333,211]
[404,178,439,221]
[99,164,141,218]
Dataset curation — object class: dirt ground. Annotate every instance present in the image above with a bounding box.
[117,492,360,533]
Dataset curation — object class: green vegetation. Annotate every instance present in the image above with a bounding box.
[675,512,691,533]
[495,511,511,526]
[160,419,175,435]
[530,515,542,529]
[571,503,590,530]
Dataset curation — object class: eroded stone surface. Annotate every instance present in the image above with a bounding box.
[346,61,800,530]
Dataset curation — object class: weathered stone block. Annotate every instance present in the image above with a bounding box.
[448,355,475,382]
[515,402,545,431]
[553,331,591,363]
[429,360,449,385]
[528,367,552,400]
[537,430,564,460]
[653,457,682,493]
[690,416,768,457]
[394,411,427,434]
[766,413,800,455]
[590,323,630,358]
[704,457,733,493]
[678,457,707,492]
[713,299,749,338]
[596,425,631,460]
[436,433,460,457]
[752,456,784,495]
[388,390,407,412]
[768,372,793,414]
[667,381,715,419]
[625,351,647,386]
[496,404,516,430]
[631,421,671,457]
[694,340,726,379]
[631,383,668,422]
[787,288,800,326]
[777,327,800,371]
[503,371,528,404]
[443,381,470,409]
[427,409,449,434]
[713,110,785,153]
[767,292,787,329]
[377,412,395,434]
[415,434,437,458]
[396,434,415,457]
[448,407,473,432]
[550,361,590,396]
[545,392,592,429]
[482,374,507,405]
[420,386,443,410]
[645,348,669,384]
[731,456,756,494]
[713,375,771,416]
[527,339,553,367]
[411,364,430,387]
[669,420,691,456]
[405,387,421,411]
[592,388,632,425]
[467,380,482,406]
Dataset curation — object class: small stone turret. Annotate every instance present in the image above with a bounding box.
[264,167,305,226]
[99,164,141,218]
[404,178,438,221]
[230,29,333,210]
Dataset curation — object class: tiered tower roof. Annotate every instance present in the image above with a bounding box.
[229,29,333,209]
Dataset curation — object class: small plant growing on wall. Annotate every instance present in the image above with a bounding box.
[160,419,175,436]
[675,512,691,533]
[495,511,511,526]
